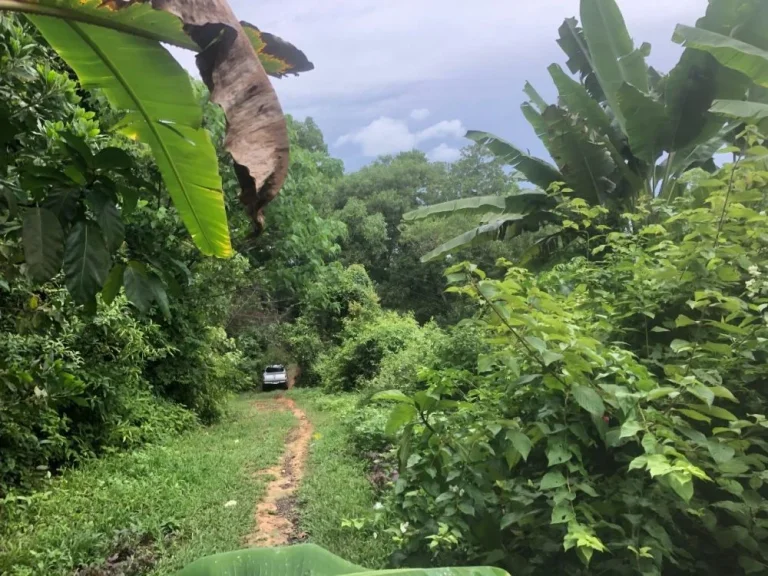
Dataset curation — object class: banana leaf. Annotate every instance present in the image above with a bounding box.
[404,195,507,222]
[540,106,616,206]
[524,81,548,114]
[617,83,669,164]
[556,17,604,102]
[710,100,768,122]
[673,25,768,88]
[466,131,562,191]
[404,190,553,223]
[29,15,232,257]
[174,544,509,576]
[0,0,314,77]
[580,0,649,130]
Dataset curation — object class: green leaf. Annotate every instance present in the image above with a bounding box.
[675,314,696,327]
[507,431,532,462]
[149,273,170,319]
[673,25,768,88]
[540,471,567,490]
[572,385,605,417]
[556,18,604,102]
[548,63,620,149]
[466,130,563,190]
[617,83,668,163]
[385,403,417,436]
[23,207,64,283]
[63,221,110,304]
[524,81,548,113]
[670,339,693,354]
[708,440,735,464]
[404,195,507,222]
[619,419,643,439]
[88,192,124,252]
[540,106,616,205]
[101,263,124,305]
[710,386,738,403]
[94,147,134,171]
[689,383,715,407]
[688,404,738,421]
[668,471,694,503]
[546,442,572,467]
[580,0,649,130]
[29,15,232,257]
[174,543,508,576]
[542,350,564,366]
[123,260,153,313]
[711,100,768,122]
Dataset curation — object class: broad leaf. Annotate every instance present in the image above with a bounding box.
[618,83,669,163]
[548,63,619,149]
[404,196,507,222]
[541,106,615,205]
[101,263,124,305]
[152,1,290,236]
[386,403,417,436]
[580,0,649,130]
[572,385,605,417]
[23,207,64,282]
[421,214,526,263]
[63,221,110,304]
[175,544,509,576]
[88,192,124,252]
[28,15,232,257]
[673,25,768,88]
[556,17,605,102]
[524,81,548,113]
[710,100,768,122]
[149,273,170,319]
[466,130,563,190]
[123,260,153,313]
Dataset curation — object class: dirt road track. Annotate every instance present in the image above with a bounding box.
[244,395,312,547]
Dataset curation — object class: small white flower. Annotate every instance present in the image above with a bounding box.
[749,265,760,277]
[224,500,237,508]
[373,502,384,510]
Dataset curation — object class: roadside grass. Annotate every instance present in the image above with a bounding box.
[0,393,294,576]
[290,389,395,569]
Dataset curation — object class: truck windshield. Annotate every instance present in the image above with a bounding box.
[265,366,284,373]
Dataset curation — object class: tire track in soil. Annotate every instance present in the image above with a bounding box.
[245,375,311,547]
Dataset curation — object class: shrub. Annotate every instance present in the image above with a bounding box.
[373,148,768,575]
[318,311,424,392]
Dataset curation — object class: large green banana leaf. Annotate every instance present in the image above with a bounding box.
[617,84,669,164]
[673,25,768,88]
[556,17,604,102]
[540,106,615,206]
[0,0,314,77]
[174,544,510,576]
[28,15,232,257]
[404,190,552,223]
[580,0,648,131]
[465,131,562,191]
[710,100,768,122]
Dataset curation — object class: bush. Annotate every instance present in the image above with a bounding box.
[373,151,768,575]
[318,311,424,392]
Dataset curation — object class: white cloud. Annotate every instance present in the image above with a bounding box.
[428,144,461,163]
[410,108,431,121]
[336,116,466,157]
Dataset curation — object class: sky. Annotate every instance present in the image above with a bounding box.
[171,0,708,172]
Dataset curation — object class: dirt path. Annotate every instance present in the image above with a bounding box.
[245,393,312,547]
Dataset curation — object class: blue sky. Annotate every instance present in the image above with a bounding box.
[172,0,707,172]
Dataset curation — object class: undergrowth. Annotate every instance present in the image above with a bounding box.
[0,395,294,576]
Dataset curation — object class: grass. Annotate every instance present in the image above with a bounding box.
[289,389,394,569]
[0,393,295,576]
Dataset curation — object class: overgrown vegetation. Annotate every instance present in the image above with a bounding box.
[5,0,768,574]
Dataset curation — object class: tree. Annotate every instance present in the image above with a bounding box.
[0,0,314,304]
[406,0,766,262]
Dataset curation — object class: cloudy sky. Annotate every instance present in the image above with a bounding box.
[172,0,707,172]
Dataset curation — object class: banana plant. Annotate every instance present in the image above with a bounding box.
[673,23,768,132]
[175,544,509,576]
[407,0,763,263]
[0,0,313,305]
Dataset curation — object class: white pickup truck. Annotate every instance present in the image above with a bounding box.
[262,365,288,390]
